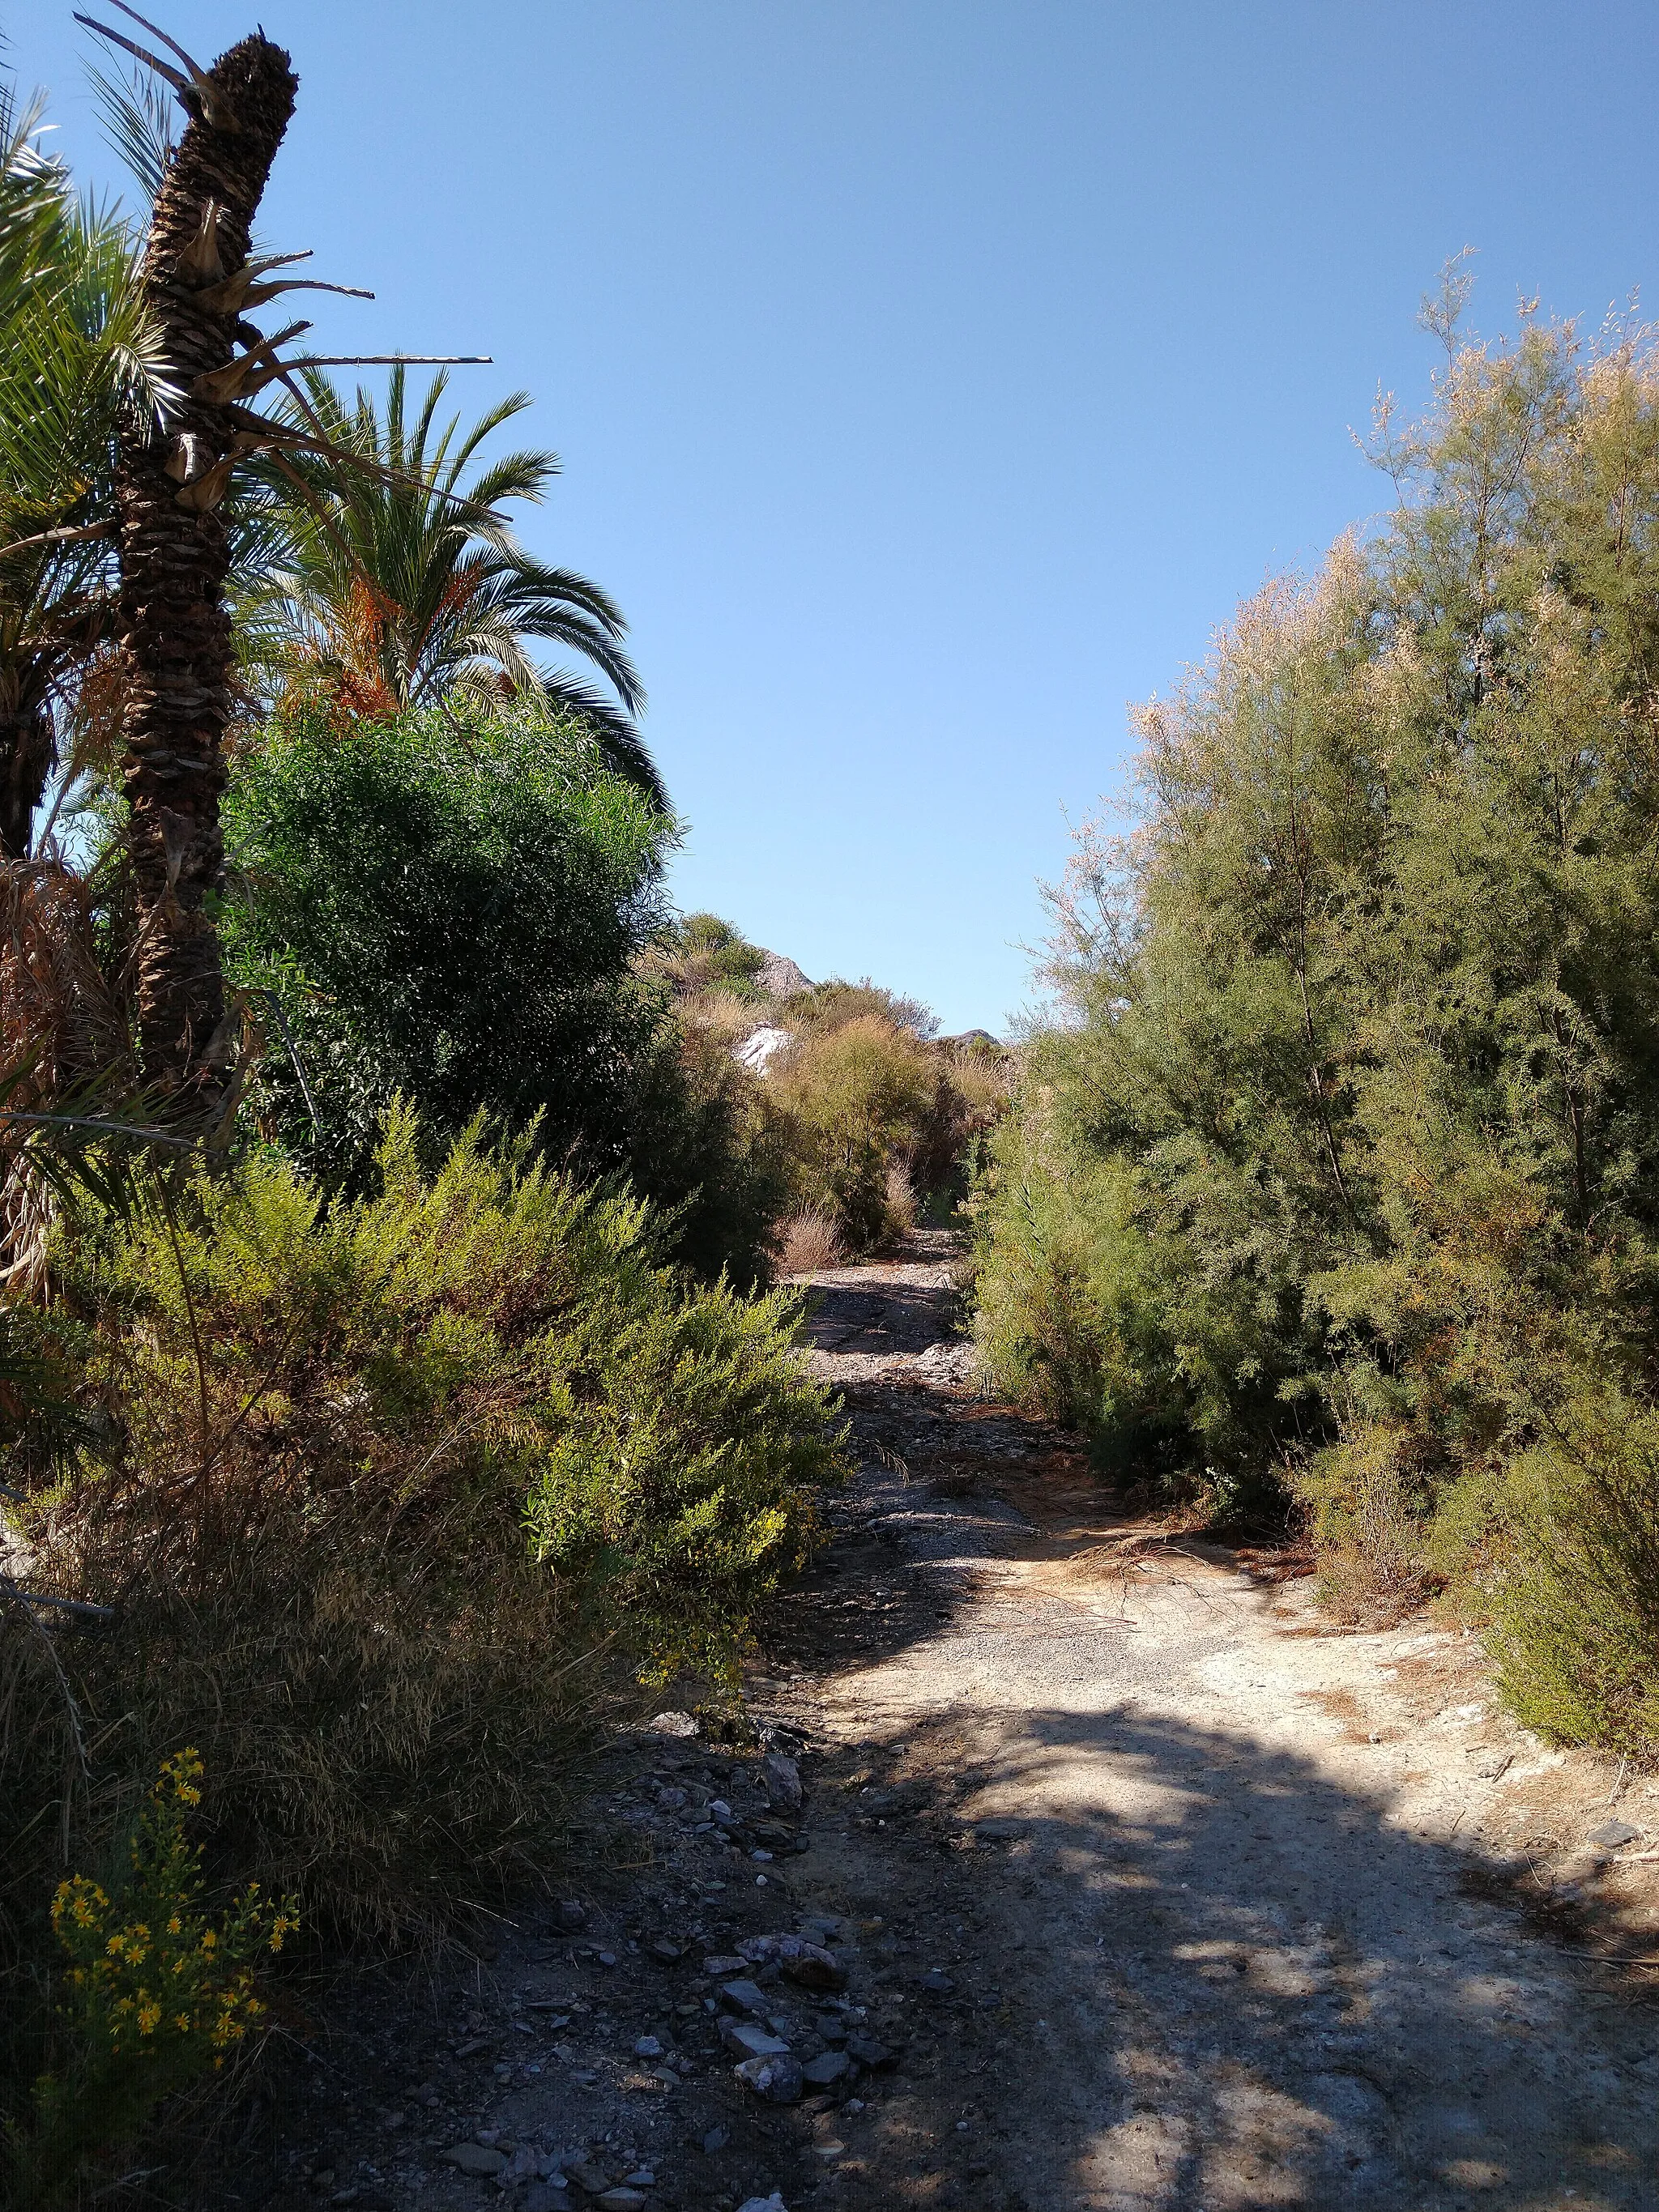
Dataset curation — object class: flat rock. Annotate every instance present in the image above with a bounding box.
[845,2033,894,2069]
[702,2126,730,2153]
[719,1978,773,2018]
[702,1954,748,1975]
[720,2015,791,2060]
[441,2143,507,2176]
[1589,1819,1641,1849]
[921,1969,956,1994]
[801,2048,852,2086]
[594,2196,648,2211]
[565,2162,614,2193]
[736,2197,790,2212]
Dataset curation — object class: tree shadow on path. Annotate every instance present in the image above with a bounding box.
[778,1577,1658,2210]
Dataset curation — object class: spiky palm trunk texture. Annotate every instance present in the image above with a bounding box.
[0,704,55,860]
[116,36,296,1102]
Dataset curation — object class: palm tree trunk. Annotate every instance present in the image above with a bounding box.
[115,35,297,1106]
[0,703,55,859]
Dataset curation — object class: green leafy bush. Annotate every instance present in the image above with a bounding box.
[768,1000,1008,1255]
[223,704,778,1283]
[224,702,668,1186]
[1486,1394,1659,1758]
[770,1015,940,1249]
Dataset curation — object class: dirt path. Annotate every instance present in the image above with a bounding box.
[249,1235,1659,2212]
[754,1234,1659,2210]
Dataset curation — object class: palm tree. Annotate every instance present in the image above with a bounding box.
[0,78,165,858]
[243,365,663,805]
[99,21,300,1103]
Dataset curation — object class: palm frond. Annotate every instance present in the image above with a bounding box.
[87,61,174,207]
[242,368,660,799]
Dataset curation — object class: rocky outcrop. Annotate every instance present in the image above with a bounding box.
[753,951,812,1001]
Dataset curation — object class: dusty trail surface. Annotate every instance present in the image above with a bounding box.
[763,1237,1659,2210]
[254,1236,1659,2212]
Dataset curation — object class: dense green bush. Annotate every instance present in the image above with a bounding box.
[224,702,667,1179]
[1,1111,840,2184]
[770,1014,940,1249]
[222,704,778,1282]
[971,306,1659,1744]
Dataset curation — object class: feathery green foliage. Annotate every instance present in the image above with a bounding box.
[972,303,1659,1749]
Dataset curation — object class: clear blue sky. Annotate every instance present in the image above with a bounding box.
[17,2,1659,1030]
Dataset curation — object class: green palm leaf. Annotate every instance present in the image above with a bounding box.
[237,366,663,807]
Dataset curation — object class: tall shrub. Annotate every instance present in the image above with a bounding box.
[973,307,1659,1728]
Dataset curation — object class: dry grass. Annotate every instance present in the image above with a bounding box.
[676,985,769,1050]
[885,1161,919,1234]
[773,1207,847,1275]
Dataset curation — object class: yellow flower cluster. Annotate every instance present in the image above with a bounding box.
[49,1750,298,2075]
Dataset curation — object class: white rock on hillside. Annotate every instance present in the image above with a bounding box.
[736,1025,795,1072]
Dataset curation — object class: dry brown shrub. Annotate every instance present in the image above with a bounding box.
[884,1161,919,1234]
[773,1207,847,1275]
[676,986,765,1049]
[0,859,137,1287]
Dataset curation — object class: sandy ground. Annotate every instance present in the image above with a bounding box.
[240,1234,1659,2212]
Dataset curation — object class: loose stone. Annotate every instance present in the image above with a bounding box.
[734,2051,804,2103]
